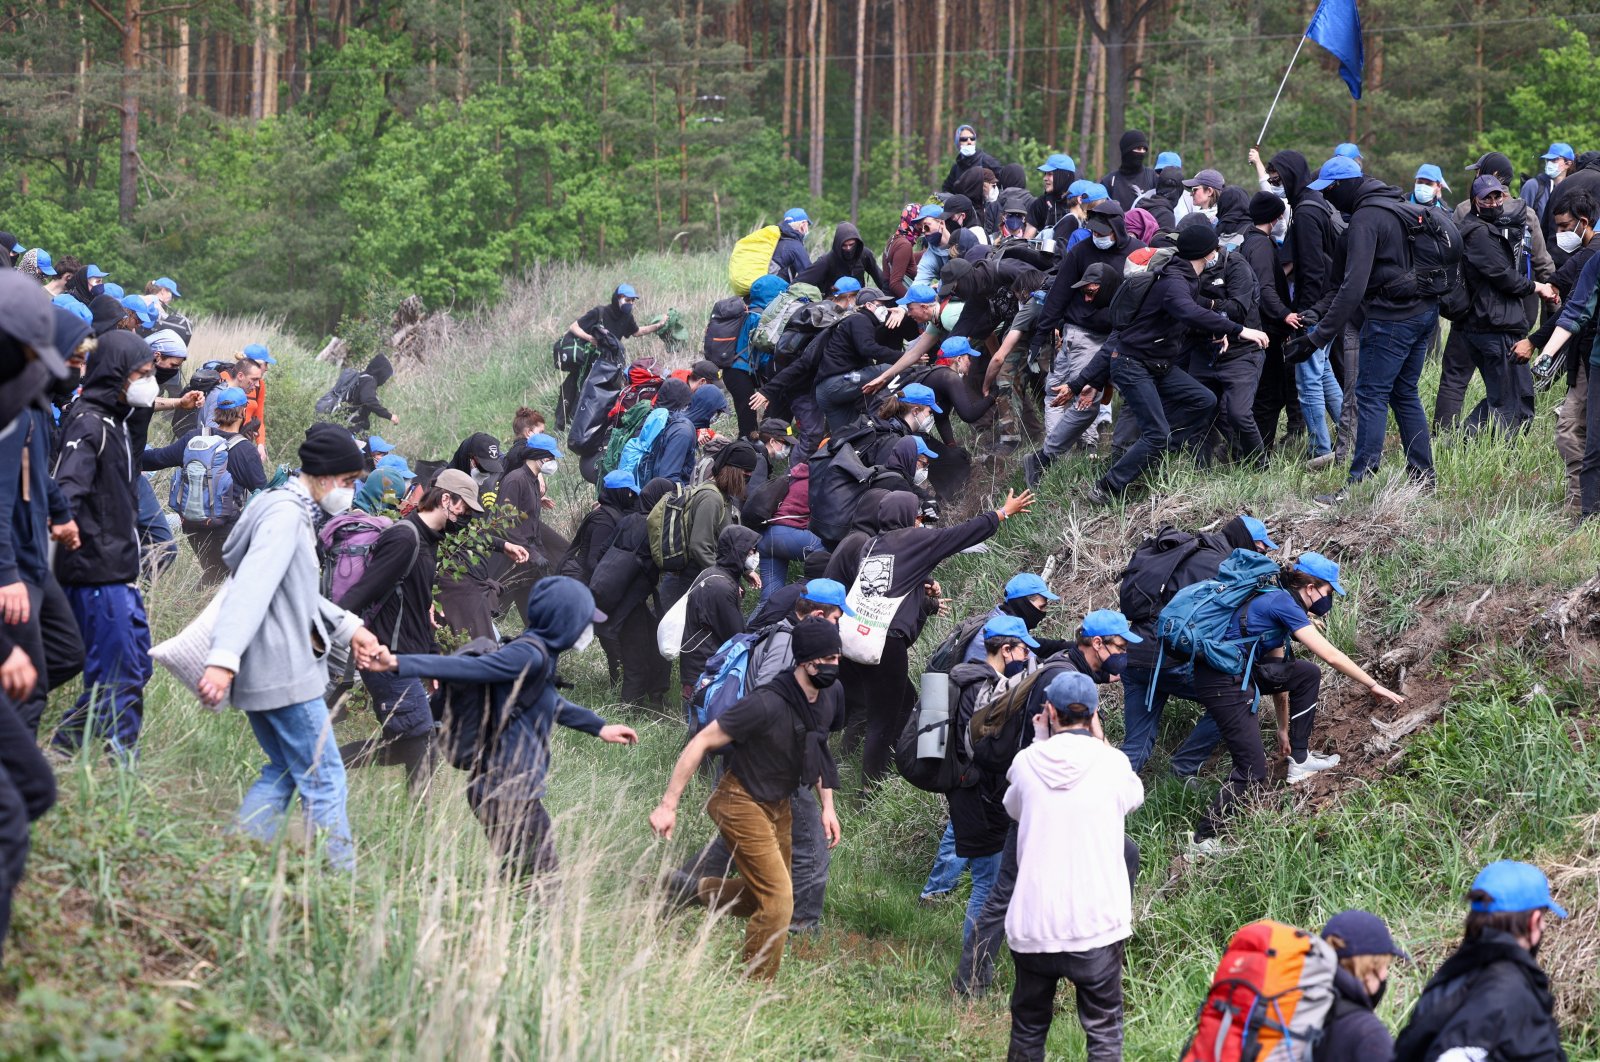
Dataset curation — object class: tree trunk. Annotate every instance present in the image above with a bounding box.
[1063,8,1082,149]
[929,0,946,176]
[249,0,264,120]
[891,0,904,186]
[118,0,141,222]
[174,16,189,111]
[807,0,824,197]
[1078,22,1098,173]
[1100,0,1126,155]
[263,0,279,118]
[782,0,795,158]
[849,0,865,220]
[457,0,469,102]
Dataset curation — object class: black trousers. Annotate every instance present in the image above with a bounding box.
[466,763,557,878]
[616,604,671,711]
[841,634,915,785]
[1193,657,1319,840]
[723,368,759,440]
[1192,349,1266,465]
[0,691,57,959]
[1007,940,1126,1062]
[1432,324,1473,431]
[7,576,84,735]
[1253,335,1305,450]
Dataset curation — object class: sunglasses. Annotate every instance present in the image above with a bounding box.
[958,136,976,143]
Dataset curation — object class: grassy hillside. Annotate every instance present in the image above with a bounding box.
[4,252,1598,1060]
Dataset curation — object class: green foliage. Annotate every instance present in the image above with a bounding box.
[1480,22,1600,170]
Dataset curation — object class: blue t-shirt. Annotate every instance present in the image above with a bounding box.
[1225,588,1310,652]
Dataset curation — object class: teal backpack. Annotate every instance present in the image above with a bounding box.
[1154,549,1283,688]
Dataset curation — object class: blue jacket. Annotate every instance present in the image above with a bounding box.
[769,222,812,283]
[0,408,73,586]
[650,410,698,486]
[734,275,789,373]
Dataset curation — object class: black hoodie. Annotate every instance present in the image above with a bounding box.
[679,523,761,682]
[941,128,1006,195]
[1456,200,1536,334]
[590,477,674,623]
[796,222,887,290]
[1393,928,1565,1062]
[1269,149,1338,310]
[1308,178,1440,347]
[349,353,395,430]
[1038,210,1144,335]
[558,479,638,582]
[52,331,151,585]
[1101,130,1156,210]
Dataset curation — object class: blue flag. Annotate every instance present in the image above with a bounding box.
[1306,0,1364,99]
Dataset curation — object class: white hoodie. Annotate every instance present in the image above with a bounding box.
[1003,729,1145,955]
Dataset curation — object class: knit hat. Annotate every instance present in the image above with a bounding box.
[718,439,760,473]
[298,423,366,475]
[1248,191,1287,225]
[1176,223,1219,260]
[791,615,842,664]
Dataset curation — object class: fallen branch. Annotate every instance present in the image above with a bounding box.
[1365,698,1446,755]
[315,337,348,364]
[1464,586,1494,624]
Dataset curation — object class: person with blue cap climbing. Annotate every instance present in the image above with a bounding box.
[960,572,1064,664]
[1393,860,1566,1061]
[769,209,813,283]
[559,283,666,430]
[1186,550,1403,858]
[807,285,938,430]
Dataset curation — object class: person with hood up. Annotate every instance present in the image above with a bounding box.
[987,163,1032,237]
[494,433,569,620]
[648,378,699,486]
[882,204,926,299]
[942,124,1006,195]
[51,331,158,758]
[1001,670,1144,1062]
[849,433,935,536]
[560,470,639,683]
[1318,909,1408,1062]
[677,524,763,723]
[345,353,398,432]
[1393,860,1567,1062]
[1239,192,1305,454]
[353,456,414,515]
[369,577,638,877]
[796,222,887,291]
[687,379,728,432]
[1267,149,1338,320]
[1026,155,1080,242]
[589,477,675,710]
[769,210,813,283]
[1100,130,1156,211]
[1131,156,1185,232]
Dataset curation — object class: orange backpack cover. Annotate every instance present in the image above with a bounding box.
[1180,919,1338,1062]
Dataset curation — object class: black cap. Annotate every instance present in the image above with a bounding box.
[1176,224,1219,260]
[690,359,721,382]
[758,417,792,439]
[1072,262,1114,289]
[1248,191,1287,225]
[464,431,504,474]
[942,194,975,219]
[1085,215,1115,237]
[89,293,128,337]
[0,271,68,378]
[791,615,842,664]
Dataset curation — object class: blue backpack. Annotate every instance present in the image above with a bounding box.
[169,433,248,526]
[690,626,775,732]
[1154,549,1283,688]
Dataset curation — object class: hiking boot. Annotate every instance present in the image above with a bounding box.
[1307,451,1336,470]
[660,870,703,912]
[1084,481,1115,507]
[1312,488,1348,507]
[1023,451,1046,488]
[1184,831,1229,860]
[1287,750,1341,784]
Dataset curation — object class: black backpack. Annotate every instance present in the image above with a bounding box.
[315,367,367,415]
[703,296,748,369]
[968,660,1073,776]
[1368,199,1465,301]
[1117,526,1232,627]
[1107,248,1176,332]
[894,667,993,794]
[740,470,791,531]
[430,633,556,771]
[806,426,876,546]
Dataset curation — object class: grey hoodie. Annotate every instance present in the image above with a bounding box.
[206,479,363,710]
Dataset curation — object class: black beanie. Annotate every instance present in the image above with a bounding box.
[1248,191,1287,225]
[1176,223,1219,260]
[299,422,365,475]
[658,377,692,412]
[718,438,760,472]
[791,615,842,664]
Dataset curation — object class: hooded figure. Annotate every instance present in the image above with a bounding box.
[354,464,413,514]
[649,377,698,486]
[590,477,677,630]
[1037,204,1143,339]
[769,219,813,283]
[561,474,640,583]
[678,524,762,696]
[1101,130,1156,210]
[687,381,729,431]
[796,222,887,290]
[1268,149,1339,312]
[1216,186,1253,239]
[942,124,1006,194]
[346,353,396,431]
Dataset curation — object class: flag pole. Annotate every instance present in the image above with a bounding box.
[1257,35,1310,147]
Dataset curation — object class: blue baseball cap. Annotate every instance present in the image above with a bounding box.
[1081,608,1143,643]
[1334,142,1363,161]
[85,264,108,279]
[366,434,395,454]
[899,382,943,413]
[912,436,938,460]
[376,451,415,477]
[1308,156,1364,190]
[801,578,856,617]
[52,294,92,324]
[154,276,181,297]
[1154,151,1183,170]
[32,250,57,276]
[1541,142,1575,162]
[1037,153,1076,173]
[242,342,276,365]
[912,203,945,222]
[615,283,638,299]
[831,276,863,295]
[983,614,1040,648]
[1044,670,1099,713]
[896,284,938,306]
[524,431,563,458]
[212,385,250,412]
[101,282,125,299]
[1415,163,1446,184]
[1240,515,1278,551]
[120,294,155,327]
[1065,179,1093,198]
[602,469,640,491]
[782,208,810,224]
[1322,910,1410,960]
[936,335,974,362]
[1004,572,1059,602]
[1471,860,1567,918]
[1293,551,1347,595]
[1081,183,1110,202]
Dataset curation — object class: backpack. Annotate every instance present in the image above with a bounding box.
[599,402,664,481]
[749,283,823,366]
[1367,199,1465,301]
[315,366,367,415]
[968,660,1071,775]
[553,334,596,374]
[895,666,993,794]
[169,434,247,527]
[1180,920,1338,1062]
[431,633,557,772]
[186,361,225,399]
[729,225,783,296]
[1299,196,1348,246]
[1118,526,1232,628]
[739,470,791,531]
[688,626,773,732]
[1108,248,1177,332]
[317,513,394,602]
[1154,548,1283,681]
[773,299,845,367]
[703,296,749,369]
[647,482,693,572]
[807,425,877,545]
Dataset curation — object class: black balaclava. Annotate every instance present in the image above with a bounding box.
[1118,130,1150,175]
[1323,177,1363,215]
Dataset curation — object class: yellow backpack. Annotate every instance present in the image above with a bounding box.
[728,225,782,296]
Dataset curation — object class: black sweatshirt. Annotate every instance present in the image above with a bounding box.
[1308,182,1436,347]
[336,512,443,654]
[1240,229,1294,332]
[815,312,920,380]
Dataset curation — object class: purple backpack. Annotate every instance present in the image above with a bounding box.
[318,513,394,604]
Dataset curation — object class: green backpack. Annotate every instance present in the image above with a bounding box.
[599,401,655,479]
[647,483,692,572]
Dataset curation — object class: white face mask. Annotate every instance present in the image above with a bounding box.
[1556,229,1584,253]
[124,375,159,408]
[913,467,930,486]
[1546,161,1565,179]
[744,552,760,572]
[1271,217,1288,242]
[1413,183,1437,204]
[959,143,976,158]
[915,412,935,433]
[1204,252,1220,270]
[573,623,595,653]
[985,186,999,203]
[318,484,354,516]
[772,444,792,461]
[1092,234,1115,251]
[541,459,559,475]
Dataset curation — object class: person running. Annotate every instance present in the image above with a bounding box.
[1320,909,1409,1062]
[651,616,844,980]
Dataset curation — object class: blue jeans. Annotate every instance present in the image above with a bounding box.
[921,821,967,897]
[238,697,355,871]
[758,524,823,605]
[1102,357,1217,494]
[136,474,178,574]
[1349,309,1438,482]
[962,851,1004,948]
[1295,346,1344,457]
[56,583,151,756]
[1120,666,1210,775]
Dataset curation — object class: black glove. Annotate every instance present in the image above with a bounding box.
[1298,309,1320,328]
[1283,331,1317,366]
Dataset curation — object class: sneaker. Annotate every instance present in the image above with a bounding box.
[1312,488,1348,507]
[917,891,955,907]
[1079,424,1100,448]
[1287,750,1342,784]
[1184,831,1228,860]
[1085,481,1114,507]
[1307,451,1335,470]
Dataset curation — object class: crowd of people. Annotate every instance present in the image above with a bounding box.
[0,119,1588,1060]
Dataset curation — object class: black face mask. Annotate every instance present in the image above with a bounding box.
[1100,651,1128,677]
[1004,658,1030,678]
[1012,597,1047,629]
[1367,978,1389,1009]
[922,231,944,249]
[49,366,81,405]
[808,663,840,689]
[1309,595,1333,617]
[154,365,180,385]
[1478,204,1503,223]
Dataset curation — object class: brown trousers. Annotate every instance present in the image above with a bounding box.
[697,774,793,980]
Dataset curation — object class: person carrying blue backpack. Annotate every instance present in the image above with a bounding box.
[1164,551,1403,857]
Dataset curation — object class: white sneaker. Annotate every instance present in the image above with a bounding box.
[1184,831,1228,860]
[1287,750,1342,784]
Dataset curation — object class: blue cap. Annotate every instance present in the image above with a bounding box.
[1322,910,1410,960]
[782,208,810,224]
[85,264,108,279]
[524,431,563,458]
[1293,551,1346,595]
[1471,860,1567,918]
[1044,671,1099,713]
[1004,572,1059,602]
[1066,179,1094,198]
[52,294,92,324]
[212,385,250,412]
[1415,163,1445,184]
[896,284,938,306]
[242,342,276,365]
[801,578,856,617]
[936,335,974,361]
[602,469,640,491]
[1154,151,1183,170]
[1240,515,1278,551]
[120,294,155,327]
[7,239,20,254]
[1308,156,1364,190]
[154,276,181,297]
[33,249,57,276]
[983,614,1040,648]
[1081,608,1143,643]
[912,436,938,460]
[1081,183,1110,202]
[1541,142,1575,162]
[831,276,863,295]
[899,382,943,413]
[1334,142,1363,161]
[101,282,125,299]
[912,203,945,222]
[366,434,395,453]
[615,283,638,299]
[1037,153,1077,173]
[376,451,415,477]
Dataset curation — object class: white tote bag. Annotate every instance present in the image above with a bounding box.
[656,589,693,659]
[840,542,909,666]
[149,579,231,710]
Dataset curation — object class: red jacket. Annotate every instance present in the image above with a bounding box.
[769,461,811,528]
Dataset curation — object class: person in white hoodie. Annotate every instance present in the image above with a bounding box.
[1003,670,1145,1062]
